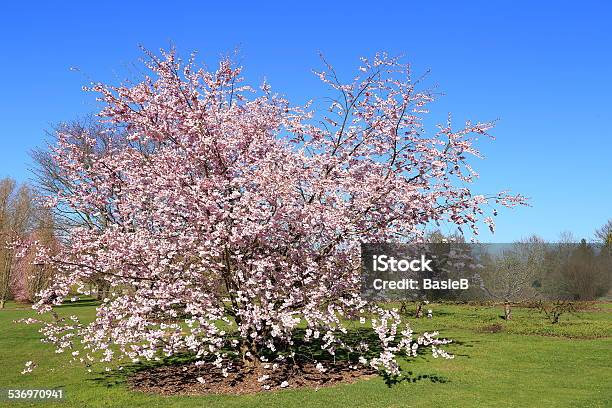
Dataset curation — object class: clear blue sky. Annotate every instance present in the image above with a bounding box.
[0,1,610,242]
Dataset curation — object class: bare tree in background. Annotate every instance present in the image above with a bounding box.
[30,119,125,300]
[0,179,35,308]
[30,119,121,233]
[598,222,612,298]
[12,207,60,302]
[595,219,612,245]
[480,235,546,320]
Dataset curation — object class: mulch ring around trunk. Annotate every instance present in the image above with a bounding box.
[128,360,377,395]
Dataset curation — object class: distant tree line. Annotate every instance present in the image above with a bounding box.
[478,235,611,319]
[0,178,59,307]
[419,228,612,320]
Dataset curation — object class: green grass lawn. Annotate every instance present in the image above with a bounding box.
[1,300,610,408]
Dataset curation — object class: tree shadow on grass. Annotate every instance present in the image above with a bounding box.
[286,327,472,363]
[55,298,100,309]
[91,327,472,390]
[382,370,449,387]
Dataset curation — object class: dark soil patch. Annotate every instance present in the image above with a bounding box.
[477,323,504,333]
[128,360,377,395]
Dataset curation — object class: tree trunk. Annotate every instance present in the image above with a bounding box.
[504,302,512,320]
[415,302,423,318]
[96,281,110,300]
[399,301,408,315]
[0,299,5,309]
[240,341,259,370]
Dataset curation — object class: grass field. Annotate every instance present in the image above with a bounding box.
[1,300,610,408]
